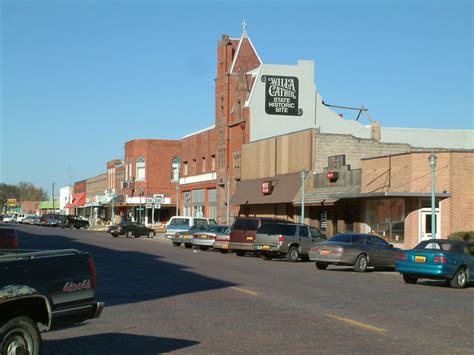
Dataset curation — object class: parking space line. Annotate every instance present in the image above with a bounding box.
[231,287,260,297]
[325,314,387,334]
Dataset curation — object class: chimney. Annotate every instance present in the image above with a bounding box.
[371,121,381,142]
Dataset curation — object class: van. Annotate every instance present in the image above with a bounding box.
[228,217,289,256]
[165,216,217,239]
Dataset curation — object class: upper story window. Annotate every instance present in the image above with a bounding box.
[171,156,181,181]
[136,157,146,181]
[201,157,206,173]
[211,155,216,171]
[183,161,188,176]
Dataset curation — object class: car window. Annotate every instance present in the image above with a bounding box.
[329,234,352,243]
[169,218,190,226]
[208,219,217,225]
[309,227,323,238]
[136,224,145,228]
[195,218,207,226]
[257,223,283,235]
[298,226,309,237]
[366,235,390,247]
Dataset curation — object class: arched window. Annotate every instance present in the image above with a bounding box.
[136,157,146,181]
[171,156,181,181]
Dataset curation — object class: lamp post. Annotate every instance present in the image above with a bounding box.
[300,170,307,223]
[428,151,437,239]
[52,182,55,213]
[138,188,144,224]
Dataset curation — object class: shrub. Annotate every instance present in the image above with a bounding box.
[446,231,474,243]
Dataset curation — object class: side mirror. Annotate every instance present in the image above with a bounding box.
[389,244,394,248]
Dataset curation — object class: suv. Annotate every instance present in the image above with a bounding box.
[58,215,90,229]
[39,213,61,227]
[228,217,289,256]
[165,216,217,239]
[254,223,325,262]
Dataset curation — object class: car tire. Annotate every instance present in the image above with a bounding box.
[184,243,192,249]
[126,231,133,238]
[353,254,368,272]
[148,231,155,238]
[450,267,468,289]
[172,242,181,247]
[219,249,229,254]
[262,254,273,260]
[0,316,41,355]
[235,250,245,257]
[285,246,300,262]
[315,261,328,270]
[199,246,209,251]
[112,234,118,238]
[402,274,418,284]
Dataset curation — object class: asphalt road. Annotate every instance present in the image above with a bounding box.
[8,225,474,354]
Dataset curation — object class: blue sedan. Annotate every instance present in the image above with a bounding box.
[396,239,474,288]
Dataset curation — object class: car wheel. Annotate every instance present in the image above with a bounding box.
[83,224,90,230]
[148,231,155,238]
[353,254,368,272]
[112,234,118,238]
[315,261,328,270]
[126,231,133,238]
[0,316,41,355]
[68,224,74,229]
[184,243,192,249]
[235,250,245,257]
[172,242,181,247]
[262,254,273,260]
[199,246,209,251]
[450,267,468,288]
[402,274,418,284]
[219,249,229,254]
[285,246,300,262]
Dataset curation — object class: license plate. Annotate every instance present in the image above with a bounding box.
[222,244,228,249]
[263,245,270,251]
[415,256,426,263]
[321,250,329,256]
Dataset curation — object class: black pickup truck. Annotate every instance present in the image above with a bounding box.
[0,249,104,355]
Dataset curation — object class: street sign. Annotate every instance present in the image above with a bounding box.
[145,196,165,204]
[153,204,161,209]
[145,204,153,209]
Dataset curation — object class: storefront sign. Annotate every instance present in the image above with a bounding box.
[261,181,272,195]
[263,75,302,116]
[145,196,164,204]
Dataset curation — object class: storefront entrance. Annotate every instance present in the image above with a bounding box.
[419,208,440,242]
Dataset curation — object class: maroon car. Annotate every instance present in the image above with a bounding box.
[0,228,19,249]
[228,217,288,256]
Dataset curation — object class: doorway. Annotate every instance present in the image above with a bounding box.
[419,208,440,242]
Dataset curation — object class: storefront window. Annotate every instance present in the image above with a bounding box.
[183,191,191,217]
[192,189,205,218]
[365,198,405,243]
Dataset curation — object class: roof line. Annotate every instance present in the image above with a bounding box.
[181,125,215,139]
[229,34,262,74]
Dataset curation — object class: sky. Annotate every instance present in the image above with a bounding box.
[1,0,472,195]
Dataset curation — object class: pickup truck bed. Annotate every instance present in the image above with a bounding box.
[0,249,104,354]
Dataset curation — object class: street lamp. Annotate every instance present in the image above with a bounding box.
[138,187,144,224]
[428,151,437,239]
[300,170,307,223]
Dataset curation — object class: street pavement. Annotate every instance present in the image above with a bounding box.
[10,225,474,354]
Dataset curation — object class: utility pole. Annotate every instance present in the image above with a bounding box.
[52,182,55,212]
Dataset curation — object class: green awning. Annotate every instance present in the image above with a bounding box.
[39,200,60,209]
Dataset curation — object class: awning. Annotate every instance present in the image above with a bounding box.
[231,172,302,205]
[84,202,101,208]
[65,192,87,208]
[39,200,60,209]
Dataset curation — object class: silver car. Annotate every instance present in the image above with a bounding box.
[192,225,230,251]
[309,233,401,272]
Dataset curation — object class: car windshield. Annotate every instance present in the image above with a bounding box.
[169,218,190,226]
[329,234,364,243]
[233,219,259,231]
[206,225,228,233]
[414,240,465,254]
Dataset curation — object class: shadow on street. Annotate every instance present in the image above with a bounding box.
[43,333,199,354]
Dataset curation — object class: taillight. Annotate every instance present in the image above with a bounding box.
[434,256,448,263]
[88,256,97,289]
[331,246,344,255]
[398,252,407,261]
[278,235,285,243]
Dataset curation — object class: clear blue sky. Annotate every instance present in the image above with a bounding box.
[1,0,472,195]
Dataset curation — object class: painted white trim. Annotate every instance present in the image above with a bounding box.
[418,207,441,242]
[229,35,262,74]
[179,172,217,186]
[245,65,262,107]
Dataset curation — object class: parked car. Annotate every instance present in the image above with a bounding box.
[39,213,61,227]
[228,217,289,256]
[192,225,230,251]
[15,214,26,223]
[165,216,217,239]
[22,215,38,225]
[0,248,104,354]
[171,225,211,248]
[396,239,474,288]
[0,228,19,249]
[58,215,91,229]
[309,233,402,272]
[2,215,16,223]
[213,229,232,253]
[106,221,156,238]
[254,223,325,262]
